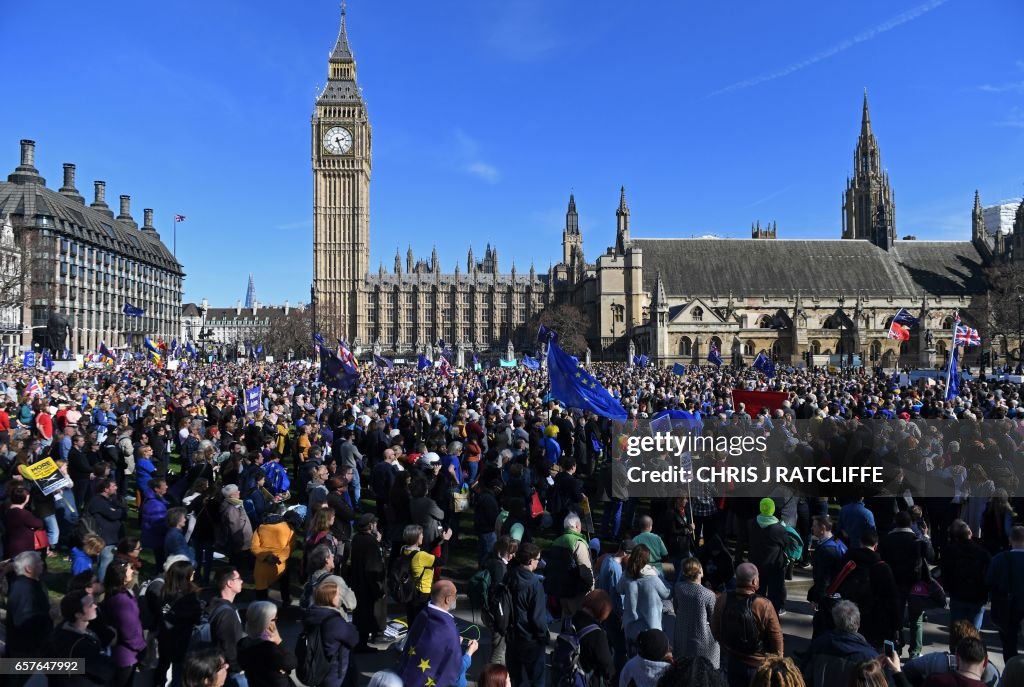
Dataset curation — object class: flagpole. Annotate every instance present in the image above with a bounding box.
[944,316,959,397]
[172,215,176,260]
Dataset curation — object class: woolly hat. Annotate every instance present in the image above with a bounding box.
[637,628,670,661]
[759,498,776,517]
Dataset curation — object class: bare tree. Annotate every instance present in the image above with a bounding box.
[978,262,1024,364]
[263,307,312,359]
[528,303,591,357]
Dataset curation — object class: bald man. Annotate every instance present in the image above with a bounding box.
[711,562,784,687]
[400,580,478,687]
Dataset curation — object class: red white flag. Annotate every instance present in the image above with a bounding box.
[887,321,911,341]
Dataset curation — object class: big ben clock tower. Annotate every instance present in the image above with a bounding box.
[313,5,371,343]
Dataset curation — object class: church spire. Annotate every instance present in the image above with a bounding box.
[244,273,256,309]
[843,90,895,249]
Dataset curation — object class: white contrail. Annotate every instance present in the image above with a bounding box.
[704,0,951,99]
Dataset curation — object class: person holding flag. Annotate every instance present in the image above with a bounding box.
[708,343,723,367]
[752,352,775,378]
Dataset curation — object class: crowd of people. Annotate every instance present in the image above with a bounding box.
[2,355,1024,687]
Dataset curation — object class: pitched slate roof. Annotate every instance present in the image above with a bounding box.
[633,238,986,298]
[0,180,182,274]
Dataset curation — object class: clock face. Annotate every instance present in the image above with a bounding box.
[322,126,353,155]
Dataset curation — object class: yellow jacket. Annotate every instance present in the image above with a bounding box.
[250,520,295,590]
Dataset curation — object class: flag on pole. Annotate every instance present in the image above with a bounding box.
[954,323,981,347]
[945,343,961,401]
[42,350,54,371]
[672,363,686,375]
[373,353,394,369]
[417,354,431,370]
[26,378,41,397]
[632,354,650,368]
[752,352,776,378]
[320,350,358,390]
[522,355,540,370]
[547,337,627,421]
[887,321,911,341]
[708,344,723,367]
[123,303,145,317]
[174,214,187,222]
[892,308,919,328]
[99,341,115,361]
[439,356,453,377]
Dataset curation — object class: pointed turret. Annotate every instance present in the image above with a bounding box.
[406,245,414,274]
[431,245,438,273]
[563,191,583,265]
[491,246,499,274]
[615,186,631,254]
[861,88,872,137]
[972,190,987,244]
[653,271,667,307]
[843,89,895,248]
[467,244,475,273]
[529,262,536,282]
[330,4,354,65]
[378,261,385,279]
[394,247,402,274]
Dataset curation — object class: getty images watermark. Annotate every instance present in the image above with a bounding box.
[609,417,1010,500]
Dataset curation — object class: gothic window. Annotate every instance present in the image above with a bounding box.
[771,341,781,358]
[870,340,882,361]
[810,340,821,355]
[692,307,703,322]
[757,315,772,328]
[612,304,625,323]
[941,317,954,329]
[679,337,692,356]
[710,336,723,352]
[936,341,948,356]
[744,341,756,356]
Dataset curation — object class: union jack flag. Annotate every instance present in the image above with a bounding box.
[954,324,981,347]
[174,214,186,222]
[25,377,41,397]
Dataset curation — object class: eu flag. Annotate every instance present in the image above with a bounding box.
[632,354,650,368]
[312,332,328,349]
[417,354,431,370]
[945,344,960,401]
[321,350,358,390]
[522,355,540,370]
[753,352,776,378]
[547,339,627,420]
[708,345,723,367]
[892,308,920,328]
[99,341,115,361]
[537,324,557,344]
[42,350,54,371]
[672,363,686,375]
[374,353,394,369]
[123,302,145,317]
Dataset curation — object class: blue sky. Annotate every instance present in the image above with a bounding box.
[2,0,1022,306]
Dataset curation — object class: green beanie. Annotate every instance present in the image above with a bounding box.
[759,498,776,517]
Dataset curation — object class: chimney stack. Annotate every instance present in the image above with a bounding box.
[7,139,45,185]
[59,163,85,203]
[91,181,112,215]
[284,300,289,316]
[236,300,241,316]
[143,208,155,230]
[118,195,132,220]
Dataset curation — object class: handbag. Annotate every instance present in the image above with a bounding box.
[908,578,946,611]
[452,488,469,514]
[33,528,49,550]
[137,630,159,670]
[530,491,544,519]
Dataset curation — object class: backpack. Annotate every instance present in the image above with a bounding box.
[188,604,232,653]
[542,544,581,598]
[719,592,764,655]
[783,525,805,563]
[387,549,423,604]
[487,573,516,635]
[551,622,601,687]
[468,568,492,621]
[295,622,332,686]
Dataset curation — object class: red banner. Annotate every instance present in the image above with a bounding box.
[731,389,789,416]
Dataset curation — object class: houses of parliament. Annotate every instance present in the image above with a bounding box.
[312,9,1024,368]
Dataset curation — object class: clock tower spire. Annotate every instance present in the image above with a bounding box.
[312,3,372,343]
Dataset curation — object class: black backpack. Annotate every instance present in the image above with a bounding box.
[542,545,580,598]
[719,592,764,655]
[487,572,516,635]
[295,622,331,686]
[551,622,601,687]
[387,549,423,604]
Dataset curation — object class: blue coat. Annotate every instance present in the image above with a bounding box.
[302,606,359,687]
[136,458,157,494]
[164,527,195,563]
[70,546,95,576]
[140,492,169,549]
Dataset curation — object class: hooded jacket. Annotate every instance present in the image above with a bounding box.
[302,605,359,687]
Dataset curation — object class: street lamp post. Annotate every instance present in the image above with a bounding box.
[200,297,209,364]
[1017,288,1023,375]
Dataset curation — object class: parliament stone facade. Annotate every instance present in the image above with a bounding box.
[312,10,1023,368]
